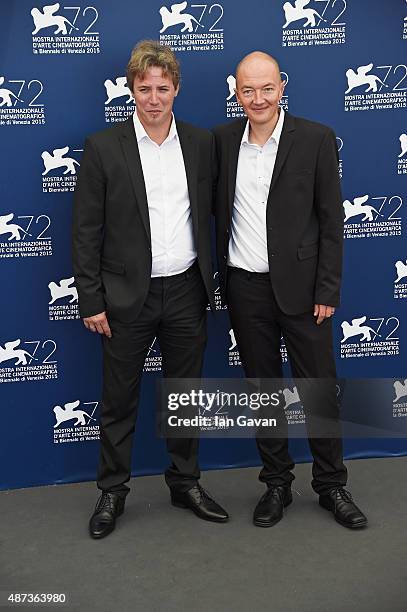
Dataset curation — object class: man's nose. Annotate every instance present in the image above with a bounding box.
[253,89,264,104]
[149,90,159,104]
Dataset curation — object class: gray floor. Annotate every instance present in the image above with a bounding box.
[1,457,406,612]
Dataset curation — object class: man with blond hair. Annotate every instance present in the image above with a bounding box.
[73,40,228,538]
[214,51,367,529]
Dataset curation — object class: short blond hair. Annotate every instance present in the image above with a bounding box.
[126,40,180,91]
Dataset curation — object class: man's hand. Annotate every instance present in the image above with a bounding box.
[314,304,335,325]
[83,311,112,337]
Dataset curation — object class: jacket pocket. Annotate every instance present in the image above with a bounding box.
[297,243,318,260]
[101,257,125,275]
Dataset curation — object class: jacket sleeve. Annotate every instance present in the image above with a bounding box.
[210,131,218,216]
[71,137,106,318]
[314,128,344,307]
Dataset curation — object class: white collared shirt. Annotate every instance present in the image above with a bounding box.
[228,108,285,272]
[133,111,196,277]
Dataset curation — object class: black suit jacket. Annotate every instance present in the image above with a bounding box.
[72,117,216,321]
[213,112,344,315]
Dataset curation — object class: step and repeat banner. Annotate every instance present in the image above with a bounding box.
[1,0,406,489]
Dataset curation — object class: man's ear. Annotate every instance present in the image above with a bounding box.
[174,84,180,97]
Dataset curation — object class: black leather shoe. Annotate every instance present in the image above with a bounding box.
[89,492,125,539]
[171,484,229,522]
[253,486,292,527]
[319,487,367,529]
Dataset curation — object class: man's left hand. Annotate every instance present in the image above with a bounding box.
[314,304,335,325]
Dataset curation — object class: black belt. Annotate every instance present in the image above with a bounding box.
[227,265,269,280]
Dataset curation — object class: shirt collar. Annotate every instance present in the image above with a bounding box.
[241,108,285,147]
[132,110,178,144]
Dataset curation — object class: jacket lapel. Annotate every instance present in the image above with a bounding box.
[227,119,246,219]
[268,112,296,193]
[119,117,151,244]
[176,120,199,246]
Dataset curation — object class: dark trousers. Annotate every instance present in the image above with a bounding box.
[227,266,347,495]
[97,262,208,497]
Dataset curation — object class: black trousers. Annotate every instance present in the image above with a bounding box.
[97,262,207,496]
[227,266,347,495]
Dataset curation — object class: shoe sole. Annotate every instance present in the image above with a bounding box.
[253,497,292,528]
[319,501,368,529]
[89,506,124,539]
[90,525,115,539]
[171,499,229,523]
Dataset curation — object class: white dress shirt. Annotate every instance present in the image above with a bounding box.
[133,111,196,277]
[228,108,285,273]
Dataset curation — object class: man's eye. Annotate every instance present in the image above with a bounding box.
[263,88,274,94]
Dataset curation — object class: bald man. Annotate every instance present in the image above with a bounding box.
[214,52,367,529]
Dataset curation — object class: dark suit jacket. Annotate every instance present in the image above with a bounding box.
[213,112,344,315]
[72,117,216,321]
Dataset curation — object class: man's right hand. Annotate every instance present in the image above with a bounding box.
[83,311,112,338]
